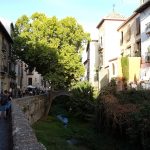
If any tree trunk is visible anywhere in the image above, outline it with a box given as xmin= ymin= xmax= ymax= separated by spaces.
xmin=44 ymin=90 xmax=53 ymax=118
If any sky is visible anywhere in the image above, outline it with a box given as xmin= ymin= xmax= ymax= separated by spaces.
xmin=0 ymin=0 xmax=140 ymax=38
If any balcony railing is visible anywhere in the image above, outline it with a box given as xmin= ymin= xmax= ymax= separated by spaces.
xmin=145 ymin=22 xmax=150 ymax=35
xmin=145 ymin=52 xmax=150 ymax=63
xmin=98 ymin=43 xmax=103 ymax=52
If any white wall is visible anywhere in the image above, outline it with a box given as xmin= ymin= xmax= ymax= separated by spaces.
xmin=140 ymin=7 xmax=150 ymax=58
xmin=103 ymin=20 xmax=124 ymax=67
xmin=89 ymin=41 xmax=99 ymax=86
xmin=140 ymin=7 xmax=150 ymax=82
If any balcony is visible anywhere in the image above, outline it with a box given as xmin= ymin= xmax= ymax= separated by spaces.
xmin=98 ymin=43 xmax=103 ymax=52
xmin=145 ymin=22 xmax=150 ymax=35
xmin=145 ymin=52 xmax=150 ymax=63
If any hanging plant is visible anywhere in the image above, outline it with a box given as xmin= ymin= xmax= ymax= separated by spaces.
xmin=121 ymin=57 xmax=129 ymax=81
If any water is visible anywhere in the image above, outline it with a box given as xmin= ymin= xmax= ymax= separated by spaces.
xmin=56 ymin=114 xmax=68 ymax=127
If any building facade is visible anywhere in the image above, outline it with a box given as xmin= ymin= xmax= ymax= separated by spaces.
xmin=96 ymin=12 xmax=126 ymax=90
xmin=117 ymin=13 xmax=141 ymax=84
xmin=0 ymin=21 xmax=13 ymax=93
xmin=82 ymin=39 xmax=100 ymax=89
xmin=21 ymin=62 xmax=47 ymax=91
xmin=135 ymin=1 xmax=150 ymax=88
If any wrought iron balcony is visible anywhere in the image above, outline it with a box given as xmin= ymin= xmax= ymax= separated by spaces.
xmin=145 ymin=52 xmax=150 ymax=63
xmin=145 ymin=22 xmax=150 ymax=35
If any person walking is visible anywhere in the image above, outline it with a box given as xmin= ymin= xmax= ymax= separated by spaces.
xmin=5 ymin=91 xmax=12 ymax=118
xmin=0 ymin=90 xmax=8 ymax=119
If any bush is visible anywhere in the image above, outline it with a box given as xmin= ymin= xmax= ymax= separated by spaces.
xmin=68 ymin=81 xmax=95 ymax=120
xmin=95 ymin=84 xmax=150 ymax=149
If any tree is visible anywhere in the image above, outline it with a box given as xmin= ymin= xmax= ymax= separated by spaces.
xmin=13 ymin=12 xmax=90 ymax=90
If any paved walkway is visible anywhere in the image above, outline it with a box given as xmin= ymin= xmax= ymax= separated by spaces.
xmin=0 ymin=117 xmax=13 ymax=150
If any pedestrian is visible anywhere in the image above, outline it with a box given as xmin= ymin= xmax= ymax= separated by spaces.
xmin=5 ymin=91 xmax=12 ymax=118
xmin=0 ymin=90 xmax=8 ymax=119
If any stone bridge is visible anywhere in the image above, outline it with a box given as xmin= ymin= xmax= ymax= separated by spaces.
xmin=49 ymin=90 xmax=71 ymax=101
xmin=1 ymin=90 xmax=71 ymax=150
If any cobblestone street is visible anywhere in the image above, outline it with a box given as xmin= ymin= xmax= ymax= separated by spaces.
xmin=0 ymin=117 xmax=12 ymax=150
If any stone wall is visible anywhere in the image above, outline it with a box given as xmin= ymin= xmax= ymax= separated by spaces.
xmin=14 ymin=95 xmax=47 ymax=124
xmin=12 ymin=95 xmax=48 ymax=150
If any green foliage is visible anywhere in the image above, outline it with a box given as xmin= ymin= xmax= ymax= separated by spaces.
xmin=96 ymin=89 xmax=150 ymax=149
xmin=68 ymin=81 xmax=95 ymax=120
xmin=33 ymin=112 xmax=130 ymax=150
xmin=116 ymin=90 xmax=150 ymax=104
xmin=126 ymin=103 xmax=150 ymax=149
xmin=121 ymin=57 xmax=129 ymax=81
xmin=13 ymin=12 xmax=90 ymax=89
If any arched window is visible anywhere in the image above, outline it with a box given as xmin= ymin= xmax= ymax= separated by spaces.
xmin=112 ymin=63 xmax=115 ymax=75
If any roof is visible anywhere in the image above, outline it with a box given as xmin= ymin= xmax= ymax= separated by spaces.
xmin=0 ymin=21 xmax=13 ymax=43
xmin=96 ymin=11 xmax=126 ymax=28
xmin=135 ymin=0 xmax=150 ymax=13
xmin=117 ymin=13 xmax=138 ymax=31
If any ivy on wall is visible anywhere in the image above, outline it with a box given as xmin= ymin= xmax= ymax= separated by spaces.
xmin=121 ymin=57 xmax=129 ymax=81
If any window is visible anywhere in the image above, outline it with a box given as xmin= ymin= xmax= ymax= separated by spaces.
xmin=100 ymin=36 xmax=103 ymax=46
xmin=27 ymin=67 xmax=34 ymax=75
xmin=120 ymin=31 xmax=123 ymax=45
xmin=145 ymin=22 xmax=150 ymax=36
xmin=136 ymin=17 xmax=140 ymax=35
xmin=135 ymin=41 xmax=141 ymax=57
xmin=28 ymin=78 xmax=32 ymax=85
xmin=112 ymin=63 xmax=115 ymax=75
xmin=99 ymin=51 xmax=103 ymax=67
xmin=126 ymin=25 xmax=131 ymax=42
xmin=145 ymin=53 xmax=150 ymax=63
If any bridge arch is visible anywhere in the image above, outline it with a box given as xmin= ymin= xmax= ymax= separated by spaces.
xmin=50 ymin=91 xmax=71 ymax=101
xmin=45 ymin=90 xmax=71 ymax=115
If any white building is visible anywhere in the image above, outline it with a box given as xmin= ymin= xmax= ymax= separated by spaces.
xmin=135 ymin=0 xmax=150 ymax=88
xmin=96 ymin=11 xmax=126 ymax=89
xmin=21 ymin=63 xmax=46 ymax=91
xmin=82 ymin=39 xmax=99 ymax=89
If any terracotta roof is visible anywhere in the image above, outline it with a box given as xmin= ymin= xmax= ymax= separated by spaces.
xmin=104 ymin=11 xmax=126 ymax=20
xmin=96 ymin=11 xmax=126 ymax=28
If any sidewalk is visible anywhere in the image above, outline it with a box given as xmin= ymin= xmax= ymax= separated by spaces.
xmin=0 ymin=117 xmax=13 ymax=150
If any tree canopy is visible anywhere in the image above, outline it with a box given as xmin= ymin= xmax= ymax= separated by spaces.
xmin=14 ymin=12 xmax=90 ymax=89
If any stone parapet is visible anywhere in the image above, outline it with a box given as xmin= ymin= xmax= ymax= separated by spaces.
xmin=12 ymin=95 xmax=47 ymax=150
xmin=14 ymin=95 xmax=47 ymax=124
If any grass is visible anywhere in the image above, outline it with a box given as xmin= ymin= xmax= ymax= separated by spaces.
xmin=32 ymin=103 xmax=130 ymax=150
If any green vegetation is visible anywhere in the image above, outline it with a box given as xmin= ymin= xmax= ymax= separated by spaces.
xmin=121 ymin=57 xmax=129 ymax=81
xmin=96 ymin=79 xmax=150 ymax=150
xmin=68 ymin=81 xmax=95 ymax=120
xmin=33 ymin=102 xmax=130 ymax=150
xmin=14 ymin=12 xmax=90 ymax=89
xmin=33 ymin=80 xmax=150 ymax=150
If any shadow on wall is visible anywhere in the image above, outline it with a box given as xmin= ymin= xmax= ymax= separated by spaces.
xmin=100 ymin=74 xmax=109 ymax=90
